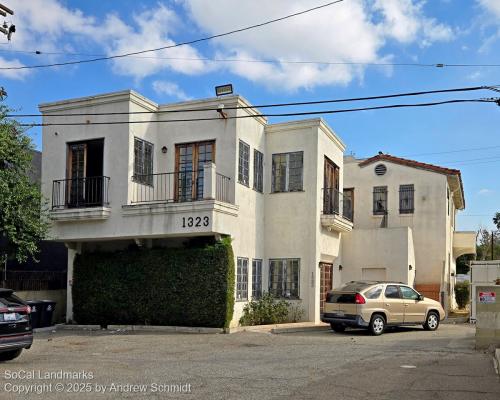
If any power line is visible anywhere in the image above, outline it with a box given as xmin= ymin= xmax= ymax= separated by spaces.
xmin=1 ymin=47 xmax=500 ymax=69
xmin=0 ymin=0 xmax=345 ymax=71
xmin=8 ymin=85 xmax=499 ymax=118
xmin=16 ymin=98 xmax=497 ymax=127
xmin=404 ymin=144 xmax=500 ymax=157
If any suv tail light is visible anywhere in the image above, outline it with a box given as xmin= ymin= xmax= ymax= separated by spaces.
xmin=355 ymin=293 xmax=366 ymax=304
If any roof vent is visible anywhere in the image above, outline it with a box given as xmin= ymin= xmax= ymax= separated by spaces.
xmin=375 ymin=164 xmax=387 ymax=176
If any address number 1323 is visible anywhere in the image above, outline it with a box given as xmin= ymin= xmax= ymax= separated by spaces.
xmin=182 ymin=216 xmax=210 ymax=228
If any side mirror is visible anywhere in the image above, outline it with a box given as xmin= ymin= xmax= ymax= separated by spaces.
xmin=417 ymin=294 xmax=424 ymax=301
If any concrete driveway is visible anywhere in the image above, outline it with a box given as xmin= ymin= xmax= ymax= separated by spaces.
xmin=0 ymin=324 xmax=498 ymax=399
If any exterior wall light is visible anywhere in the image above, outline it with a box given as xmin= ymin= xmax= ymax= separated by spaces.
xmin=409 ymin=265 xmax=413 ymax=271
xmin=161 ymin=146 xmax=168 ymax=154
xmin=339 ymin=265 xmax=343 ymax=271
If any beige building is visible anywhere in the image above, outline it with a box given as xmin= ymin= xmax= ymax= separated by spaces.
xmin=39 ymin=90 xmax=353 ymax=327
xmin=335 ymin=153 xmax=476 ymax=310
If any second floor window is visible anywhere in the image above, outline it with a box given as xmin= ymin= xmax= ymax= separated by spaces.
xmin=373 ymin=186 xmax=387 ymax=215
xmin=253 ymin=150 xmax=263 ymax=193
xmin=134 ymin=137 xmax=153 ymax=185
xmin=238 ymin=140 xmax=250 ymax=186
xmin=399 ymin=184 xmax=414 ymax=214
xmin=272 ymin=152 xmax=303 ymax=193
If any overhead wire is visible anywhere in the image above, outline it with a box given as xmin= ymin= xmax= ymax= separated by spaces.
xmin=7 ymin=85 xmax=500 ymax=118
xmin=16 ymin=98 xmax=497 ymax=127
xmin=0 ymin=0 xmax=345 ymax=71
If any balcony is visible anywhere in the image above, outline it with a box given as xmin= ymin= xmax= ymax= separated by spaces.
xmin=122 ymin=163 xmax=238 ymax=233
xmin=321 ymin=188 xmax=353 ymax=232
xmin=50 ymin=176 xmax=111 ymax=221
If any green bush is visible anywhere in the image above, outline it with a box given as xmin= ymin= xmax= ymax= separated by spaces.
xmin=239 ymin=293 xmax=292 ymax=326
xmin=72 ymin=240 xmax=234 ymax=328
xmin=455 ymin=281 xmax=470 ymax=309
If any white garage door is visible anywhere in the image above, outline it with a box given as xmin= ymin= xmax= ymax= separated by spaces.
xmin=362 ymin=268 xmax=387 ymax=281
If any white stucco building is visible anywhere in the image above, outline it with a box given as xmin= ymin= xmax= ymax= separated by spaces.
xmin=39 ymin=90 xmax=353 ymax=326
xmin=335 ymin=153 xmax=476 ymax=310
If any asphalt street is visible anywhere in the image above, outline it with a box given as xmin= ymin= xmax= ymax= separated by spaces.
xmin=0 ymin=324 xmax=498 ymax=399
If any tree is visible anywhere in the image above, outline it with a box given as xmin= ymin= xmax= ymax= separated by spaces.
xmin=0 ymin=102 xmax=49 ymax=266
xmin=494 ymin=212 xmax=500 ymax=230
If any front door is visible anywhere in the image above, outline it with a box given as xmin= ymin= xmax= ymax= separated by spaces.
xmin=319 ymin=263 xmax=333 ymax=314
xmin=175 ymin=141 xmax=215 ymax=201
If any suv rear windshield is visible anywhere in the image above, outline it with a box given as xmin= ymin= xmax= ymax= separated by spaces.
xmin=0 ymin=292 xmax=24 ymax=307
xmin=338 ymin=282 xmax=375 ymax=292
xmin=327 ymin=293 xmax=356 ymax=303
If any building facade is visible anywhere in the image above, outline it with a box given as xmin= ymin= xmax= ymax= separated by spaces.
xmin=335 ymin=154 xmax=476 ymax=310
xmin=40 ymin=90 xmax=353 ymax=326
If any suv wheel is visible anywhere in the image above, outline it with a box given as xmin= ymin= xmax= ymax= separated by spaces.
xmin=369 ymin=314 xmax=385 ymax=336
xmin=330 ymin=323 xmax=346 ymax=333
xmin=423 ymin=311 xmax=440 ymax=331
xmin=0 ymin=349 xmax=22 ymax=362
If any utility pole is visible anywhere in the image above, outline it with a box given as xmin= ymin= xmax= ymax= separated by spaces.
xmin=0 ymin=3 xmax=15 ymax=41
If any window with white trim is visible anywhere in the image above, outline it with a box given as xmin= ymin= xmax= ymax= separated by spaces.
xmin=272 ymin=152 xmax=303 ymax=192
xmin=252 ymin=259 xmax=263 ymax=299
xmin=269 ymin=259 xmax=300 ymax=299
xmin=236 ymin=257 xmax=249 ymax=301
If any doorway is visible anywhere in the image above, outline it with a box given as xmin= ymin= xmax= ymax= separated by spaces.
xmin=66 ymin=139 xmax=104 ymax=207
xmin=320 ymin=263 xmax=334 ymax=314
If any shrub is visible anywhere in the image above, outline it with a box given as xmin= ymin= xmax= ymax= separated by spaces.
xmin=455 ymin=281 xmax=470 ymax=309
xmin=238 ymin=293 xmax=305 ymax=326
xmin=72 ymin=240 xmax=234 ymax=328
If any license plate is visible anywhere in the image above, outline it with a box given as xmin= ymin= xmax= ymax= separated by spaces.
xmin=3 ymin=313 xmax=17 ymax=321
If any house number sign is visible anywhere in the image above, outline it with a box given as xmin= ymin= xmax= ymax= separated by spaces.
xmin=182 ymin=216 xmax=210 ymax=228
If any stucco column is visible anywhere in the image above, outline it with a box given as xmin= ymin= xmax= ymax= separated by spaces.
xmin=65 ymin=242 xmax=81 ymax=323
xmin=203 ymin=162 xmax=216 ymax=200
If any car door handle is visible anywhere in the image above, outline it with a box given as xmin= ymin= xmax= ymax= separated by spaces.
xmin=404 ymin=304 xmax=409 ymax=307
xmin=385 ymin=303 xmax=390 ymax=306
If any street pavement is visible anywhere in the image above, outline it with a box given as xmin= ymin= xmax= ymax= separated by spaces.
xmin=0 ymin=324 xmax=498 ymax=399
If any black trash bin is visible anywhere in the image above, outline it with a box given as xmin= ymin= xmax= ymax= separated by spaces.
xmin=26 ymin=300 xmax=43 ymax=329
xmin=39 ymin=300 xmax=56 ymax=328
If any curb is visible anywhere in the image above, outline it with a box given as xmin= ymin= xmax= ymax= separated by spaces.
xmin=271 ymin=325 xmax=331 ymax=334
xmin=225 ymin=323 xmax=330 ymax=334
xmin=442 ymin=316 xmax=469 ymax=324
xmin=55 ymin=324 xmax=223 ymax=334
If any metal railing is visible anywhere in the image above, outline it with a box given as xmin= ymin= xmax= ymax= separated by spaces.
xmin=52 ymin=176 xmax=110 ymax=209
xmin=323 ymin=188 xmax=353 ymax=221
xmin=131 ymin=170 xmax=233 ymax=204
xmin=4 ymin=270 xmax=67 ymax=291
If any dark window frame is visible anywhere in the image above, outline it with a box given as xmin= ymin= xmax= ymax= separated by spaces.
xmin=238 ymin=140 xmax=250 ymax=187
xmin=253 ymin=149 xmax=264 ymax=193
xmin=399 ymin=184 xmax=415 ymax=214
xmin=384 ymin=285 xmax=401 ymax=299
xmin=268 ymin=258 xmax=300 ymax=299
xmin=271 ymin=151 xmax=304 ymax=193
xmin=373 ymin=186 xmax=388 ymax=215
xmin=133 ymin=137 xmax=154 ymax=186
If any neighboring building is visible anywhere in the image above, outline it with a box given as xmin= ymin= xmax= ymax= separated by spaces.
xmin=39 ymin=90 xmax=353 ymax=326
xmin=335 ymin=153 xmax=476 ymax=311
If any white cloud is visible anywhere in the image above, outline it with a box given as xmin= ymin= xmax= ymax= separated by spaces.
xmin=3 ymin=0 xmax=454 ymax=90
xmin=0 ymin=57 xmax=30 ymax=80
xmin=478 ymin=188 xmax=493 ymax=195
xmin=478 ymin=0 xmax=500 ymax=18
xmin=477 ymin=0 xmax=500 ymax=52
xmin=152 ymin=80 xmax=192 ymax=101
xmin=183 ymin=0 xmax=454 ymax=90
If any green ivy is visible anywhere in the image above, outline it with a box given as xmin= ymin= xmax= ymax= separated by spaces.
xmin=72 ymin=240 xmax=235 ymax=328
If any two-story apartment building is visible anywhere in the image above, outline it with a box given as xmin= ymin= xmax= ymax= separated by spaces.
xmin=335 ymin=153 xmax=476 ymax=310
xmin=40 ymin=90 xmax=353 ymax=327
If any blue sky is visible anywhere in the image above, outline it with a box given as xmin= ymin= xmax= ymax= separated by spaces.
xmin=1 ymin=0 xmax=499 ymax=231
